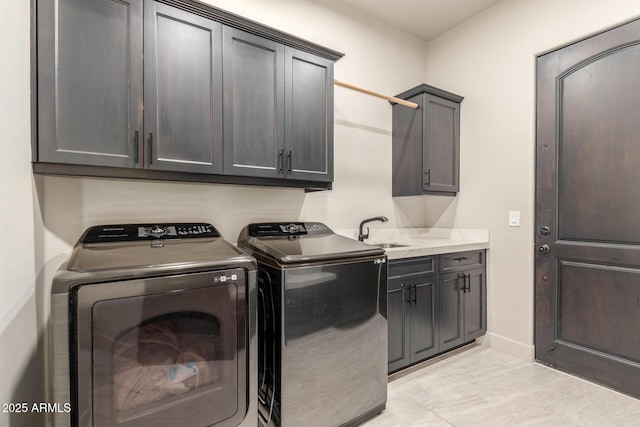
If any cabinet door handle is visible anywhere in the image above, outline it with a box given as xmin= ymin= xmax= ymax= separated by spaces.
xmin=134 ymin=130 xmax=139 ymax=164
xmin=287 ymin=150 xmax=292 ymax=174
xmin=278 ymin=149 xmax=284 ymax=173
xmin=465 ymin=274 xmax=471 ymax=293
xmin=406 ymin=284 xmax=412 ymax=304
xmin=148 ymin=132 xmax=153 ymax=165
xmin=412 ymin=284 xmax=417 ymax=305
xmin=423 ymin=169 xmax=431 ymax=190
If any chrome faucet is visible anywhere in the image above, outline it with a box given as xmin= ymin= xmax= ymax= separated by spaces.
xmin=358 ymin=216 xmax=388 ymax=241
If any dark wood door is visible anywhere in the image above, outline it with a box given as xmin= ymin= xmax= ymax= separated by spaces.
xmin=423 ymin=94 xmax=459 ymax=193
xmin=222 ymin=27 xmax=284 ymax=178
xmin=144 ymin=0 xmax=223 ymax=174
xmin=439 ymin=272 xmax=464 ymax=351
xmin=536 ymin=18 xmax=640 ymax=398
xmin=284 ymin=47 xmax=334 ymax=182
xmin=387 ymin=277 xmax=410 ymax=372
xmin=37 ymin=0 xmax=143 ymax=167
xmin=410 ymin=275 xmax=439 ymax=362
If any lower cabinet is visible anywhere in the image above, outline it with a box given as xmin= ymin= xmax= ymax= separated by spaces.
xmin=388 ymin=250 xmax=486 ymax=373
xmin=388 ymin=273 xmax=438 ymax=372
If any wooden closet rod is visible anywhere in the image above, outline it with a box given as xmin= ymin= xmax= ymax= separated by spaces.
xmin=334 ymin=79 xmax=419 ymax=109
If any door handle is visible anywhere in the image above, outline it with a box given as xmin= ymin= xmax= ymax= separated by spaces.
xmin=287 ymin=150 xmax=292 ymax=174
xmin=406 ymin=284 xmax=412 ymax=304
xmin=465 ymin=274 xmax=471 ymax=293
xmin=412 ymin=284 xmax=417 ymax=305
xmin=278 ymin=149 xmax=284 ymax=173
xmin=423 ymin=169 xmax=431 ymax=190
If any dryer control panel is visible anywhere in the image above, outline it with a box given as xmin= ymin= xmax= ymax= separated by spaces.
xmin=81 ymin=223 xmax=220 ymax=243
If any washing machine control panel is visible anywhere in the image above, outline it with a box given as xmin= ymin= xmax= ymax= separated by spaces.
xmin=247 ymin=222 xmax=331 ymax=237
xmin=81 ymin=223 xmax=220 ymax=243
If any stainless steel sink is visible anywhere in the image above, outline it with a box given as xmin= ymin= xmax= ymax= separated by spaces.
xmin=370 ymin=243 xmax=409 ymax=249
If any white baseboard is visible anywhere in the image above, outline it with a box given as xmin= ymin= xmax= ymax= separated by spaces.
xmin=479 ymin=332 xmax=535 ymax=362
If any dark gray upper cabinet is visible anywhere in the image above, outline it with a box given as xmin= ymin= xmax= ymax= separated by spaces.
xmin=144 ymin=0 xmax=223 ymax=174
xmin=285 ymin=48 xmax=334 ymax=182
xmin=37 ymin=0 xmax=143 ymax=168
xmin=222 ymin=27 xmax=284 ymax=178
xmin=34 ymin=0 xmax=342 ymax=189
xmin=392 ymin=84 xmax=463 ymax=197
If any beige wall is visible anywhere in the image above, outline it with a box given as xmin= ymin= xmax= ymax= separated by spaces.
xmin=425 ymin=0 xmax=640 ymax=357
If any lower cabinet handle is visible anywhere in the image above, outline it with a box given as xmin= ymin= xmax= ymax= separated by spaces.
xmin=287 ymin=150 xmax=292 ymax=174
xmin=406 ymin=284 xmax=411 ymax=304
xmin=465 ymin=274 xmax=471 ymax=293
xmin=412 ymin=284 xmax=417 ymax=305
xmin=278 ymin=149 xmax=284 ymax=172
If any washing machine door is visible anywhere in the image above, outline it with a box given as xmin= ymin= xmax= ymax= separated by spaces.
xmin=72 ymin=269 xmax=247 ymax=427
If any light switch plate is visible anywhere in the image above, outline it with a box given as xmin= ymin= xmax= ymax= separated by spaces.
xmin=509 ymin=211 xmax=520 ymax=227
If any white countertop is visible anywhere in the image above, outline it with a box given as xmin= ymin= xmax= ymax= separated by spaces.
xmin=334 ymin=227 xmax=490 ymax=260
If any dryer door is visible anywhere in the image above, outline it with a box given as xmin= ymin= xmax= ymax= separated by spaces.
xmin=73 ymin=269 xmax=247 ymax=427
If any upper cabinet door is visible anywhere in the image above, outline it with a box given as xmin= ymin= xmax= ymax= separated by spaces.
xmin=143 ymin=0 xmax=223 ymax=174
xmin=37 ymin=0 xmax=143 ymax=167
xmin=284 ymin=47 xmax=334 ymax=182
xmin=222 ymin=27 xmax=284 ymax=178
xmin=423 ymin=94 xmax=460 ymax=193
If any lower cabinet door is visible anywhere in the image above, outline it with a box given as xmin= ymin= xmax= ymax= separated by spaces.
xmin=464 ymin=267 xmax=487 ymax=341
xmin=387 ymin=277 xmax=411 ymax=372
xmin=439 ymin=272 xmax=465 ymax=351
xmin=410 ymin=275 xmax=439 ymax=362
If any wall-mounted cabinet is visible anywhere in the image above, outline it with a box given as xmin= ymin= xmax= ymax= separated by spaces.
xmin=392 ymin=84 xmax=463 ymax=197
xmin=222 ymin=28 xmax=333 ymax=182
xmin=34 ymin=0 xmax=341 ymax=190
xmin=388 ymin=250 xmax=486 ymax=373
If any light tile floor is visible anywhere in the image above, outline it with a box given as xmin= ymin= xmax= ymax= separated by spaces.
xmin=363 ymin=345 xmax=640 ymax=427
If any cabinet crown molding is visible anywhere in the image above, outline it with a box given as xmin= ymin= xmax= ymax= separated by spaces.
xmin=157 ymin=0 xmax=344 ymax=61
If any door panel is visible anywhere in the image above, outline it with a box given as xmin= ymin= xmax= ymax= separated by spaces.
xmin=411 ymin=277 xmax=438 ymax=361
xmin=536 ymin=17 xmax=640 ymax=398
xmin=558 ymin=261 xmax=640 ymax=362
xmin=144 ymin=0 xmax=223 ymax=173
xmin=37 ymin=0 xmax=143 ymax=167
xmin=463 ymin=268 xmax=486 ymax=341
xmin=223 ymin=27 xmax=284 ymax=178
xmin=387 ymin=278 xmax=410 ymax=372
xmin=284 ymin=47 xmax=334 ymax=182
xmin=439 ymin=273 xmax=464 ymax=351
xmin=423 ymin=94 xmax=459 ymax=193
xmin=558 ymin=44 xmax=640 ymax=244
